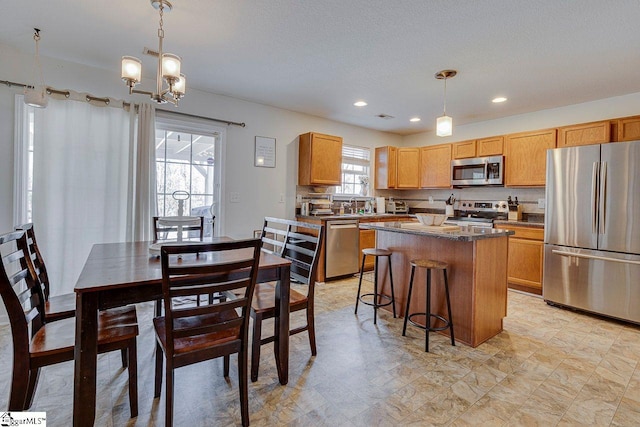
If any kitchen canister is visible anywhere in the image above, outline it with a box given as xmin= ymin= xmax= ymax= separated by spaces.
xmin=376 ymin=197 xmax=386 ymax=214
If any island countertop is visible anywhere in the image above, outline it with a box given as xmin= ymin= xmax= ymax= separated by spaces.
xmin=359 ymin=221 xmax=514 ymax=241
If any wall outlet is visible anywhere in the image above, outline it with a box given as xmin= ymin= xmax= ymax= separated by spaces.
xmin=428 ymin=196 xmax=434 ymax=204
xmin=229 ymin=192 xmax=240 ymax=203
xmin=537 ymin=198 xmax=546 ymax=209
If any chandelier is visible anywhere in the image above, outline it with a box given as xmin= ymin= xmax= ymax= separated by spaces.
xmin=435 ymin=70 xmax=457 ymax=137
xmin=121 ymin=0 xmax=186 ymax=105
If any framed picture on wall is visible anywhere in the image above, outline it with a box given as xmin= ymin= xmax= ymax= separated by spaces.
xmin=255 ymin=136 xmax=276 ymax=168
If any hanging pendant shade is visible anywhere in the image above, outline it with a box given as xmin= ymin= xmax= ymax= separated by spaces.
xmin=24 ymin=28 xmax=48 ymax=108
xmin=435 ymin=70 xmax=457 ymax=137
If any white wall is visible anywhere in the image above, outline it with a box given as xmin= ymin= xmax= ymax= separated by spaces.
xmin=0 ymin=42 xmax=402 ymax=239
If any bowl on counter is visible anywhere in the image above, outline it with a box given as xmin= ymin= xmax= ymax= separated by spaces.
xmin=416 ymin=213 xmax=448 ymax=226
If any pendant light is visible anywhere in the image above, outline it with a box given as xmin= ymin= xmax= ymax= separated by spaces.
xmin=24 ymin=28 xmax=48 ymax=108
xmin=435 ymin=70 xmax=457 ymax=137
xmin=121 ymin=0 xmax=186 ymax=105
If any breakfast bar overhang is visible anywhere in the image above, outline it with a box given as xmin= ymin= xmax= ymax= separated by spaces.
xmin=359 ymin=222 xmax=514 ymax=347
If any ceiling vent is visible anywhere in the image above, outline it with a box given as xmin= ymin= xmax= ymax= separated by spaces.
xmin=376 ymin=114 xmax=395 ymax=120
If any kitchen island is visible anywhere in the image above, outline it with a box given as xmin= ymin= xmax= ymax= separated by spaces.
xmin=360 ymin=221 xmax=514 ymax=347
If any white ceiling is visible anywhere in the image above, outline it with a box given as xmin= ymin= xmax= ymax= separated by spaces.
xmin=2 ymin=0 xmax=640 ymax=135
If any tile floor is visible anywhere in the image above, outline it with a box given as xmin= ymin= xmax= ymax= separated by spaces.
xmin=1 ymin=273 xmax=639 ymax=426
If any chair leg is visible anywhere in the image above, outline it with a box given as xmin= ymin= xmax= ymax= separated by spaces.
xmin=165 ymin=362 xmax=174 ymax=427
xmin=373 ymin=257 xmax=379 ymax=325
xmin=443 ymin=268 xmax=455 ymax=346
xmin=425 ymin=269 xmax=432 ymax=353
xmin=387 ymin=254 xmax=396 ymax=318
xmin=8 ymin=354 xmax=30 ymax=410
xmin=121 ymin=348 xmax=128 ymax=368
xmin=223 ymin=355 xmax=230 ymax=378
xmin=127 ymin=338 xmax=138 ymax=418
xmin=238 ymin=348 xmax=250 ymax=427
xmin=307 ymin=305 xmax=317 ymax=356
xmin=154 ymin=343 xmax=163 ymax=398
xmin=24 ymin=368 xmax=40 ymax=410
xmin=355 ymin=254 xmax=367 ymax=314
xmin=251 ymin=312 xmax=262 ymax=382
xmin=402 ymin=266 xmax=416 ymax=336
xmin=155 ymin=299 xmax=162 ymax=317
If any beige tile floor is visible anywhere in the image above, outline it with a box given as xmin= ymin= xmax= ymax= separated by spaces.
xmin=1 ymin=273 xmax=639 ymax=426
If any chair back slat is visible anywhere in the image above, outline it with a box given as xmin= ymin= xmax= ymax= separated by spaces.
xmin=15 ymin=223 xmax=51 ymax=301
xmin=172 ymin=297 xmax=247 ymax=319
xmin=0 ymin=230 xmax=45 ymax=352
xmin=261 ymin=217 xmax=323 ymax=291
xmin=173 ymin=317 xmax=244 ymax=339
xmin=160 ymin=239 xmax=261 ymax=356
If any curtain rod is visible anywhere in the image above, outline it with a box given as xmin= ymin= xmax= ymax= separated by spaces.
xmin=157 ymin=109 xmax=246 ymax=128
xmin=2 ymin=79 xmax=246 ymax=128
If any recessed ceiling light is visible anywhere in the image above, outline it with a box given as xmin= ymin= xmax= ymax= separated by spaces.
xmin=492 ymin=97 xmax=507 ymax=103
xmin=410 ymin=117 xmax=421 ymax=122
xmin=353 ymin=101 xmax=367 ymax=107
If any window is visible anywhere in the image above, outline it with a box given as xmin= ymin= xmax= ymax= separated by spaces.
xmin=14 ymin=99 xmax=35 ymax=224
xmin=155 ymin=119 xmax=222 ymax=237
xmin=335 ymin=144 xmax=370 ymax=196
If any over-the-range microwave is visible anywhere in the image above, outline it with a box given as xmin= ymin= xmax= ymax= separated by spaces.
xmin=451 ymin=155 xmax=504 ymax=187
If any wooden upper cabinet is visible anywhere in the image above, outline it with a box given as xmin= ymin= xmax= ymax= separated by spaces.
xmin=420 ymin=143 xmax=452 ymax=188
xmin=476 ymin=136 xmax=504 ymax=157
xmin=396 ymin=147 xmax=420 ymax=189
xmin=298 ymin=132 xmax=343 ymax=186
xmin=505 ymin=129 xmax=556 ymax=187
xmin=375 ymin=146 xmax=398 ymax=189
xmin=452 ymin=140 xmax=477 ymax=159
xmin=557 ymin=120 xmax=611 ymax=147
xmin=617 ymin=116 xmax=640 ymax=142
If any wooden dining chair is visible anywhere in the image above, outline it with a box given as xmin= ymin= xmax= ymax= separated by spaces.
xmin=250 ymin=217 xmax=323 ymax=382
xmin=0 ymin=230 xmax=139 ymax=416
xmin=15 ymin=223 xmax=75 ymax=322
xmin=153 ymin=216 xmax=205 ymax=243
xmin=153 ymin=238 xmax=262 ymax=427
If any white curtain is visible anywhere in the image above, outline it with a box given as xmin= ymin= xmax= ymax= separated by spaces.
xmin=32 ymin=98 xmax=131 ymax=295
xmin=126 ymin=102 xmax=157 ymax=241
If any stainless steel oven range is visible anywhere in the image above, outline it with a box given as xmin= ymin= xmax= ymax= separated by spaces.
xmin=444 ymin=200 xmax=508 ymax=229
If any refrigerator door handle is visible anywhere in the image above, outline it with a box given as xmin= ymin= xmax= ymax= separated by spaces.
xmin=551 ymin=249 xmax=640 ymax=266
xmin=591 ymin=162 xmax=599 ymax=234
xmin=599 ymin=161 xmax=607 ymax=235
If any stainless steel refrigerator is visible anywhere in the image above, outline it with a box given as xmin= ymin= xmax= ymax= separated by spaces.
xmin=543 ymin=140 xmax=640 ymax=324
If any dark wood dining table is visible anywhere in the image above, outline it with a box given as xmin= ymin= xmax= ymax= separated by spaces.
xmin=72 ymin=239 xmax=291 ymax=426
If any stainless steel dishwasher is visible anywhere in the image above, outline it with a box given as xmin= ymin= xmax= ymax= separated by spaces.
xmin=325 ymin=219 xmax=360 ymax=279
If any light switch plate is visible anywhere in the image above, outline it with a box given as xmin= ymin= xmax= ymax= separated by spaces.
xmin=230 ymin=192 xmax=240 ymax=203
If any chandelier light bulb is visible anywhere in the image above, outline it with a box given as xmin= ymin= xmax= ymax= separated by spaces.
xmin=162 ymin=54 xmax=181 ymax=81
xmin=121 ymin=56 xmax=142 ymax=84
xmin=436 ymin=115 xmax=453 ymax=137
xmin=173 ymin=73 xmax=186 ymax=96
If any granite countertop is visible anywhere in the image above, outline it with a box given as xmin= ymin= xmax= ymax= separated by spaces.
xmin=360 ymin=221 xmax=514 ymax=241
xmin=493 ymin=219 xmax=544 ymax=229
xmin=296 ymin=213 xmax=412 ymax=221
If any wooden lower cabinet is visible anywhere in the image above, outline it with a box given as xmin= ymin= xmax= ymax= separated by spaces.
xmin=359 ymin=229 xmax=376 ymax=271
xmin=495 ymin=224 xmax=544 ymax=295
